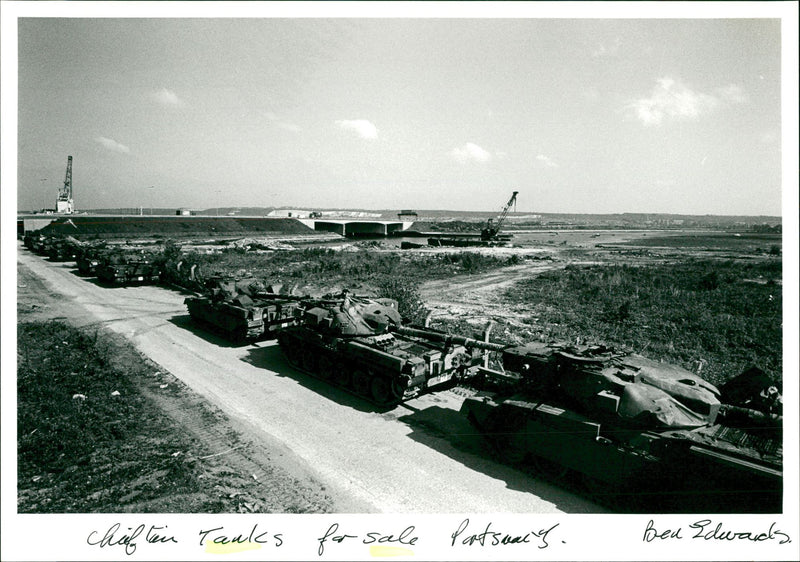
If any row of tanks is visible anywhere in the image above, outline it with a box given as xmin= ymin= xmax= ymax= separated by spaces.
xmin=20 ymin=233 xmax=784 ymax=512
xmin=23 ymin=233 xmax=164 ymax=285
xmin=185 ymin=280 xmax=783 ymax=511
xmin=182 ymin=279 xmax=502 ymax=407
xmin=178 ymin=272 xmax=782 ymax=511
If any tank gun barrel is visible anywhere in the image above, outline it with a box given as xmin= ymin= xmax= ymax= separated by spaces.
xmin=391 ymin=326 xmax=508 ymax=352
xmin=252 ymin=291 xmax=308 ymax=301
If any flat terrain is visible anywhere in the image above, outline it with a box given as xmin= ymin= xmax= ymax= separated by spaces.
xmin=17 ymin=245 xmax=602 ymax=514
xmin=15 ymin=227 xmax=781 ymax=514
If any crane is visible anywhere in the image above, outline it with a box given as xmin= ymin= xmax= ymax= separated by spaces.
xmin=481 ymin=191 xmax=518 ymax=241
xmin=56 ymin=155 xmax=74 ymax=213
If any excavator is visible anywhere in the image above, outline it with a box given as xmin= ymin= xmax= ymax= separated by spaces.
xmin=480 ymin=191 xmax=518 ymax=241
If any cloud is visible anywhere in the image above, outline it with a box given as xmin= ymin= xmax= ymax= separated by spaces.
xmin=717 ymin=84 xmax=748 ymax=104
xmin=591 ymin=36 xmax=622 ymax=58
xmin=152 ymin=88 xmax=183 ymax=106
xmin=629 ymin=77 xmax=722 ymax=126
xmin=451 ymin=142 xmax=492 ymax=163
xmin=535 ymin=154 xmax=558 ymax=168
xmin=760 ymin=130 xmax=778 ymax=144
xmin=265 ymin=111 xmax=301 ymax=132
xmin=277 ymin=122 xmax=301 ymax=132
xmin=95 ymin=136 xmax=130 ymax=154
xmin=335 ymin=119 xmax=378 ymax=139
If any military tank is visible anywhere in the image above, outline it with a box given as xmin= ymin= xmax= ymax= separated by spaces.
xmin=95 ymin=251 xmax=162 ymax=285
xmin=23 ymin=232 xmax=47 ymax=252
xmin=29 ymin=234 xmax=54 ymax=255
xmin=184 ymin=277 xmax=304 ymax=342
xmin=46 ymin=236 xmax=81 ymax=261
xmin=276 ymin=294 xmax=501 ymax=407
xmin=76 ymin=245 xmax=112 ymax=275
xmin=460 ymin=341 xmax=783 ymax=513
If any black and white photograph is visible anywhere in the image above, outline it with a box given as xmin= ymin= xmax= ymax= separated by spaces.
xmin=2 ymin=2 xmax=798 ymax=561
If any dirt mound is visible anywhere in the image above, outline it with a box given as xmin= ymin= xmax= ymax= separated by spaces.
xmin=39 ymin=216 xmax=314 ymax=239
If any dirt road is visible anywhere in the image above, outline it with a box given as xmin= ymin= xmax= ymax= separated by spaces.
xmin=17 ymin=246 xmax=603 ymax=513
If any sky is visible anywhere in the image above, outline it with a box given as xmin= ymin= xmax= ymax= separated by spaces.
xmin=11 ymin=9 xmax=789 ymax=215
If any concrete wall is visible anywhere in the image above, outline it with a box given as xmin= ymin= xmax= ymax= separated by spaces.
xmin=19 ymin=217 xmax=57 ymax=235
xmin=343 ymin=222 xmax=388 ymax=236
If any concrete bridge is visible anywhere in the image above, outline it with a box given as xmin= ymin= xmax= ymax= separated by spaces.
xmin=296 ymin=218 xmax=414 ymax=237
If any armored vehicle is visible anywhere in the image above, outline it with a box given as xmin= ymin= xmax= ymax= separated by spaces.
xmin=184 ymin=277 xmax=303 ymax=341
xmin=28 ymin=234 xmax=54 ymax=255
xmin=46 ymin=236 xmax=81 ymax=261
xmin=461 ymin=341 xmax=782 ymax=512
xmin=276 ymin=294 xmax=500 ymax=407
xmin=23 ymin=233 xmax=47 ymax=252
xmin=76 ymin=245 xmax=112 ymax=275
xmin=95 ymin=251 xmax=162 ymax=285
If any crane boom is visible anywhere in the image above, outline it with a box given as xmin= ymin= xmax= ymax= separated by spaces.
xmin=481 ymin=190 xmax=518 ymax=240
xmin=494 ymin=190 xmax=518 ymax=233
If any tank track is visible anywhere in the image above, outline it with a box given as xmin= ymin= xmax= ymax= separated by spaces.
xmin=277 ymin=330 xmax=407 ymax=408
xmin=186 ymin=308 xmax=261 ymax=343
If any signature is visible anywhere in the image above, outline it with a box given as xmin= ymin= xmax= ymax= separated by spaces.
xmin=643 ymin=519 xmax=792 ymax=545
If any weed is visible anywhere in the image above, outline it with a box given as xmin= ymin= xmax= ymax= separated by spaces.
xmin=16 ymin=321 xmax=282 ymax=513
xmin=159 ymin=246 xmax=517 ymax=291
xmin=502 ymin=259 xmax=782 ymax=386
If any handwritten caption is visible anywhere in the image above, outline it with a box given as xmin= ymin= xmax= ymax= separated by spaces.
xmin=83 ymin=517 xmax=794 ymax=556
xmin=643 ymin=519 xmax=792 ymax=545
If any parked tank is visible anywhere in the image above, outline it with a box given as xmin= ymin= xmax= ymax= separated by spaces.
xmin=95 ymin=251 xmax=162 ymax=285
xmin=276 ymin=295 xmax=501 ymax=407
xmin=46 ymin=236 xmax=81 ymax=261
xmin=23 ymin=232 xmax=47 ymax=252
xmin=29 ymin=234 xmax=54 ymax=255
xmin=461 ymin=341 xmax=782 ymax=512
xmin=76 ymin=245 xmax=112 ymax=275
xmin=184 ymin=277 xmax=304 ymax=341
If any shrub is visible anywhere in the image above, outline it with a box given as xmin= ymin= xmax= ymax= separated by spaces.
xmin=375 ymin=277 xmax=429 ymax=325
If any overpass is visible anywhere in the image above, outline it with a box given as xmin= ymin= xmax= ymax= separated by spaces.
xmin=296 ymin=218 xmax=414 ymax=237
xmin=17 ymin=213 xmax=416 ymax=239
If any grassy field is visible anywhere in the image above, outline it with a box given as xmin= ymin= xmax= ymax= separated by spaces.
xmin=608 ymin=233 xmax=781 ymax=254
xmin=165 ymin=243 xmax=783 ymax=386
xmin=177 ymin=247 xmax=523 ymax=282
xmin=165 ymin=246 xmax=523 ymax=321
xmin=497 ymin=258 xmax=782 ymax=386
xmin=17 ymin=320 xmax=330 ymax=513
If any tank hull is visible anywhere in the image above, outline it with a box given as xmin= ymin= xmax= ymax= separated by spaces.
xmin=96 ymin=261 xmax=162 ymax=285
xmin=277 ymin=326 xmax=476 ymax=407
xmin=184 ymin=296 xmax=300 ymax=341
xmin=462 ymin=394 xmax=781 ymax=512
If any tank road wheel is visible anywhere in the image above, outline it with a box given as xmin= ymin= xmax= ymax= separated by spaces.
xmin=317 ymin=356 xmax=335 ymax=380
xmin=301 ymin=353 xmax=319 ymax=374
xmin=531 ymin=455 xmax=569 ymax=482
xmin=352 ymin=370 xmax=370 ymax=396
xmin=280 ymin=337 xmax=302 ymax=367
xmin=503 ymin=443 xmax=528 ymax=466
xmin=333 ymin=365 xmax=351 ymax=388
xmin=370 ymin=376 xmax=399 ymax=407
